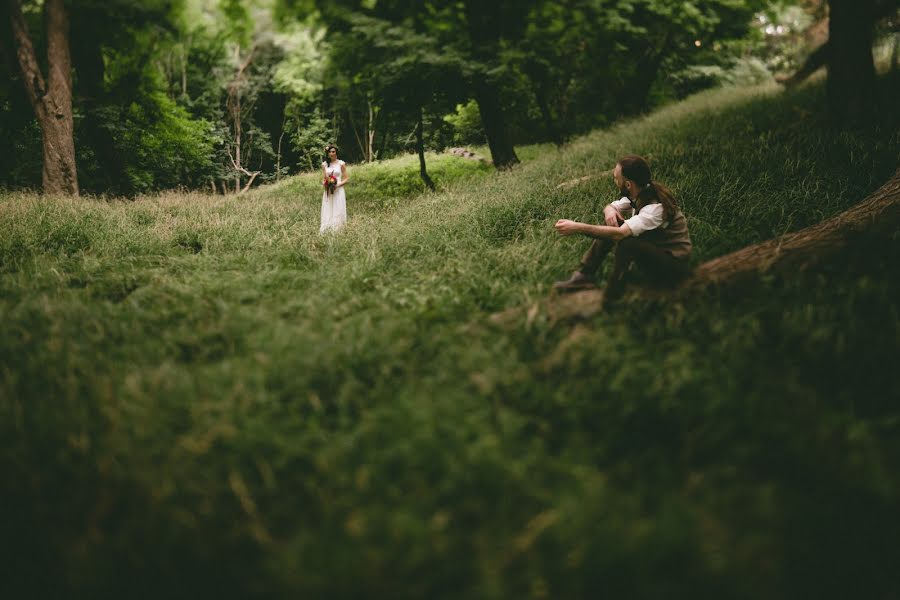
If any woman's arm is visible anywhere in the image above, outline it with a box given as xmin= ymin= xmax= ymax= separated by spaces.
xmin=338 ymin=162 xmax=349 ymax=187
xmin=322 ymin=161 xmax=327 ymax=179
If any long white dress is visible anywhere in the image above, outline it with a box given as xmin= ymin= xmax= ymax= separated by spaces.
xmin=320 ymin=160 xmax=347 ymax=233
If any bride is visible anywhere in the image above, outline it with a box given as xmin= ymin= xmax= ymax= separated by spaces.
xmin=320 ymin=144 xmax=349 ymax=233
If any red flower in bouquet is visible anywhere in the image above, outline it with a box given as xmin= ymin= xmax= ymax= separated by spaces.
xmin=323 ymin=174 xmax=338 ymax=194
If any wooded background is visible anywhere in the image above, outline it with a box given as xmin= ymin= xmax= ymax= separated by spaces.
xmin=3 ymin=0 xmax=897 ymax=197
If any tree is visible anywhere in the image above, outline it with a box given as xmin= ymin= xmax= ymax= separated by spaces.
xmin=338 ymin=11 xmax=469 ymax=189
xmin=777 ymin=0 xmax=899 ymax=122
xmin=6 ymin=0 xmax=77 ymax=195
xmin=462 ymin=0 xmax=523 ymax=169
xmin=825 ymin=0 xmax=875 ymax=123
xmin=70 ymin=0 xmax=181 ymax=196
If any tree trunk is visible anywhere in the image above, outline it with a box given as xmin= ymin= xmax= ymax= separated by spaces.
xmin=826 ymin=0 xmax=877 ymax=124
xmin=367 ymin=95 xmax=377 ymax=163
xmin=348 ymin=106 xmax=367 ymax=161
xmin=275 ymin=114 xmax=286 ymax=181
xmin=778 ymin=41 xmax=830 ymax=88
xmin=416 ymin=105 xmax=435 ymax=191
xmin=527 ymin=70 xmax=564 ymax=147
xmin=628 ymin=34 xmax=671 ymax=114
xmin=7 ymin=0 xmax=78 ymax=195
xmin=891 ymin=29 xmax=899 ymax=73
xmin=181 ymin=41 xmax=188 ymax=97
xmin=463 ymin=0 xmax=519 ymax=170
xmin=473 ymin=79 xmax=520 ymax=169
xmin=781 ymin=0 xmax=898 ymax=87
xmin=74 ymin=39 xmax=127 ymax=194
xmin=226 ymin=45 xmax=255 ymax=193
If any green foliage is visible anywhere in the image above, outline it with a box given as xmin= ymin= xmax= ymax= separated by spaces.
xmin=99 ymin=93 xmax=218 ymax=194
xmin=442 ymin=100 xmax=486 ymax=146
xmin=271 ymin=23 xmax=327 ymax=102
xmin=344 ymin=152 xmax=494 ymax=209
xmin=0 ymin=0 xmax=842 ymax=193
xmin=2 ymin=74 xmax=900 ymax=598
xmin=288 ymin=105 xmax=332 ymax=171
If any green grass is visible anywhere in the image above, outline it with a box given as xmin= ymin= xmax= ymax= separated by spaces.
xmin=2 ymin=75 xmax=899 ymax=599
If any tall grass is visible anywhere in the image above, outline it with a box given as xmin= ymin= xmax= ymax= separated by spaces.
xmin=1 ymin=75 xmax=899 ymax=599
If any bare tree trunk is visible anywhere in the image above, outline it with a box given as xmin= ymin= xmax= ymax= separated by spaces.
xmin=275 ymin=114 xmax=286 ymax=181
xmin=367 ymin=96 xmax=375 ymax=163
xmin=180 ymin=40 xmax=188 ymax=97
xmin=348 ymin=107 xmax=367 ymax=161
xmin=7 ymin=0 xmax=78 ymax=195
xmin=226 ymin=44 xmax=256 ymax=194
xmin=416 ymin=105 xmax=435 ymax=191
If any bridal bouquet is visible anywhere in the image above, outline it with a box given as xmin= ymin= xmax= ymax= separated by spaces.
xmin=323 ymin=174 xmax=338 ymax=194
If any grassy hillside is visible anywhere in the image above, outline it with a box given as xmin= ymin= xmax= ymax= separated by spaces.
xmin=1 ymin=75 xmax=899 ymax=599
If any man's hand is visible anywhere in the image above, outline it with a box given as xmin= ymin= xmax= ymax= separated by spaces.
xmin=603 ymin=206 xmax=622 ymax=227
xmin=555 ymin=219 xmax=581 ymax=236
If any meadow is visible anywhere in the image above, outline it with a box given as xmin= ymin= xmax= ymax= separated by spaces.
xmin=1 ymin=75 xmax=899 ymax=599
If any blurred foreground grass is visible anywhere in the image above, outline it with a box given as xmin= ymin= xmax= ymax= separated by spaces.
xmin=1 ymin=75 xmax=899 ymax=599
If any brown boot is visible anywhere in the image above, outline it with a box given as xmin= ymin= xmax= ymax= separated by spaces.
xmin=552 ymin=270 xmax=596 ymax=291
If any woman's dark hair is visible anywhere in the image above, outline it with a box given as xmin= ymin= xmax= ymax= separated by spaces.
xmin=324 ymin=144 xmax=338 ymax=162
xmin=618 ymin=154 xmax=679 ymax=221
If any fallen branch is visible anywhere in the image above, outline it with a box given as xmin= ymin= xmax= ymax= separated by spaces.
xmin=555 ymin=175 xmax=596 ymax=190
xmin=555 ymin=169 xmax=613 ymax=190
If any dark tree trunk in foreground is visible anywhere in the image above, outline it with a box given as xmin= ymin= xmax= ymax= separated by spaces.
xmin=826 ymin=0 xmax=877 ymax=123
xmin=7 ymin=0 xmax=78 ymax=195
xmin=415 ymin=105 xmax=434 ymax=191
xmin=779 ymin=0 xmax=898 ymax=89
xmin=492 ymin=169 xmax=900 ymax=325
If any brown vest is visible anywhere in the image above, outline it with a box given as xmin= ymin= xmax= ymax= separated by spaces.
xmin=634 ymin=200 xmax=692 ymax=258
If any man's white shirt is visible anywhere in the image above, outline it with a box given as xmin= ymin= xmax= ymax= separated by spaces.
xmin=611 ymin=196 xmax=666 ymax=237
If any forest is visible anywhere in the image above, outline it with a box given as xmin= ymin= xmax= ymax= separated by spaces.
xmin=2 ymin=0 xmax=900 ymax=598
xmin=5 ymin=0 xmax=894 ymax=196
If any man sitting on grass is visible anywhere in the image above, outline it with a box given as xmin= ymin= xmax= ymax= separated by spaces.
xmin=553 ymin=154 xmax=692 ymax=303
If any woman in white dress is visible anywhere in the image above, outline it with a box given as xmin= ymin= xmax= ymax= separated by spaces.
xmin=320 ymin=144 xmax=349 ymax=233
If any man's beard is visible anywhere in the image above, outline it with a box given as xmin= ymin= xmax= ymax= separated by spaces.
xmin=619 ymin=186 xmax=631 ymax=198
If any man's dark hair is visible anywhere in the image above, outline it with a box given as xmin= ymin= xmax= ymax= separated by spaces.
xmin=618 ymin=154 xmax=679 ymax=221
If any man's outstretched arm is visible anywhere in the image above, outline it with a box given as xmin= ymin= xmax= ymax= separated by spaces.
xmin=555 ymin=219 xmax=633 ymax=241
